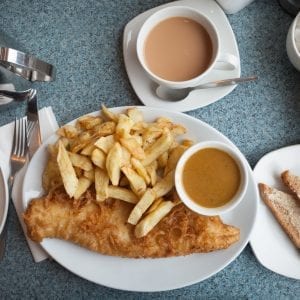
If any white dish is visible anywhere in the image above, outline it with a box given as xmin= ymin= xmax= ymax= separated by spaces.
xmin=286 ymin=12 xmax=300 ymax=71
xmin=123 ymin=0 xmax=241 ymax=112
xmin=0 ymin=164 xmax=9 ymax=235
xmin=23 ymin=106 xmax=257 ymax=292
xmin=250 ymin=144 xmax=300 ymax=280
xmin=175 ymin=141 xmax=249 ymax=216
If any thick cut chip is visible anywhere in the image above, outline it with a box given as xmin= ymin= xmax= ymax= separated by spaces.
xmin=131 ymin=157 xmax=150 ymax=185
xmin=92 ymin=122 xmax=116 ymax=138
xmin=128 ymin=189 xmax=156 ymax=225
xmin=164 ymin=145 xmax=186 ymax=175
xmin=131 ymin=121 xmax=147 ymax=133
xmin=107 ymin=186 xmax=138 ymax=204
xmin=142 ymin=130 xmax=173 ymax=166
xmin=70 ymin=131 xmax=93 ymax=153
xmin=57 ymin=125 xmax=78 ymax=139
xmin=119 ymin=137 xmax=145 ymax=160
xmin=127 ymin=107 xmax=144 ymax=123
xmin=116 ymin=114 xmax=134 ymax=139
xmin=134 ymin=201 xmax=176 ymax=238
xmin=152 ymin=170 xmax=175 ymax=198
xmin=81 ymin=142 xmax=97 ymax=156
xmin=94 ymin=135 xmax=115 ymax=154
xmin=57 ymin=140 xmax=78 ymax=198
xmin=132 ymin=134 xmax=143 ymax=146
xmin=146 ymin=197 xmax=164 ymax=215
xmin=101 ymin=104 xmax=119 ymax=122
xmin=120 ymin=146 xmax=131 ymax=167
xmin=142 ymin=127 xmax=162 ymax=147
xmin=121 ymin=166 xmax=146 ymax=196
xmin=68 ymin=152 xmax=93 ymax=171
xmin=74 ymin=177 xmax=92 ymax=200
xmin=78 ymin=115 xmax=103 ymax=129
xmin=84 ymin=169 xmax=95 ymax=182
xmin=157 ymin=152 xmax=168 ymax=169
xmin=95 ymin=168 xmax=109 ymax=202
xmin=91 ymin=148 xmax=106 ymax=169
xmin=106 ymin=142 xmax=122 ymax=186
xmin=146 ymin=160 xmax=158 ymax=186
xmin=171 ymin=124 xmax=187 ymax=136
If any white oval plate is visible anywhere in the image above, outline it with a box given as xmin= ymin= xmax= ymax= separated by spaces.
xmin=123 ymin=0 xmax=240 ymax=112
xmin=250 ymin=144 xmax=300 ymax=280
xmin=22 ymin=106 xmax=257 ymax=292
xmin=0 ymin=163 xmax=9 ymax=235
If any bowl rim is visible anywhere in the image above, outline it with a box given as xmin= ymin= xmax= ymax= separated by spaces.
xmin=174 ymin=140 xmax=249 ymax=216
xmin=291 ymin=12 xmax=300 ymax=57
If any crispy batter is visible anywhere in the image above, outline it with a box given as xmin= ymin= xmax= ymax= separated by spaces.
xmin=23 ymin=188 xmax=240 ymax=258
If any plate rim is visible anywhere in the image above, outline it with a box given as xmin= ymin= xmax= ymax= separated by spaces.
xmin=250 ymin=144 xmax=300 ymax=280
xmin=0 ymin=166 xmax=9 ymax=235
xmin=22 ymin=105 xmax=258 ymax=292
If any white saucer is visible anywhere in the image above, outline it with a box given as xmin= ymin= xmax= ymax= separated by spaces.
xmin=250 ymin=145 xmax=300 ymax=280
xmin=123 ymin=0 xmax=241 ymax=112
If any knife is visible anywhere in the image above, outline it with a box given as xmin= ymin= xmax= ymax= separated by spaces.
xmin=26 ymin=89 xmax=42 ymax=158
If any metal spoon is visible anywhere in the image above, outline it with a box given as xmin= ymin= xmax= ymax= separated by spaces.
xmin=156 ymin=76 xmax=258 ymax=101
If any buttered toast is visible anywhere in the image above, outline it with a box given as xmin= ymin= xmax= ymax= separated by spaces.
xmin=259 ymin=183 xmax=300 ymax=248
xmin=281 ymin=170 xmax=300 ymax=201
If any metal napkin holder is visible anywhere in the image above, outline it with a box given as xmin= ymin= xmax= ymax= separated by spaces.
xmin=0 ymin=47 xmax=55 ymax=109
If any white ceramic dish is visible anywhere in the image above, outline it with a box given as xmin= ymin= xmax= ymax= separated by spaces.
xmin=0 ymin=164 xmax=9 ymax=236
xmin=175 ymin=141 xmax=248 ymax=216
xmin=286 ymin=12 xmax=300 ymax=71
xmin=123 ymin=0 xmax=241 ymax=112
xmin=250 ymin=144 xmax=300 ymax=280
xmin=23 ymin=106 xmax=257 ymax=292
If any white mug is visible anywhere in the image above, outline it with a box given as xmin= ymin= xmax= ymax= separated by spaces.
xmin=136 ymin=6 xmax=239 ymax=90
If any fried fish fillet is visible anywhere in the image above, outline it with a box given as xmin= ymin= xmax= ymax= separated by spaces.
xmin=23 ymin=188 xmax=240 ymax=258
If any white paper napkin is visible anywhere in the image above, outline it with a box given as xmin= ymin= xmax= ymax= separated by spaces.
xmin=0 ymin=107 xmax=59 ymax=262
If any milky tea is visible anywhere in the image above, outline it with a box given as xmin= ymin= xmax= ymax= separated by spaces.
xmin=144 ymin=17 xmax=213 ymax=82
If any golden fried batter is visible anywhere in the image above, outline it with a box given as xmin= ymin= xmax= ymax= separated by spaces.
xmin=23 ymin=188 xmax=240 ymax=258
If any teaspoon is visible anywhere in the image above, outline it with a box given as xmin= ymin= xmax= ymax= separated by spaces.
xmin=156 ymin=76 xmax=258 ymax=101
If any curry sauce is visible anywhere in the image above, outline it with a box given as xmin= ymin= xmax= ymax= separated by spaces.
xmin=182 ymin=148 xmax=241 ymax=208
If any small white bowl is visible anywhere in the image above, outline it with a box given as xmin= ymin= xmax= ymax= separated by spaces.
xmin=286 ymin=12 xmax=300 ymax=71
xmin=175 ymin=141 xmax=248 ymax=216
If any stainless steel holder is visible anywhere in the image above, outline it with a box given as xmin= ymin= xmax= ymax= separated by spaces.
xmin=0 ymin=47 xmax=55 ymax=109
xmin=0 ymin=47 xmax=55 ymax=82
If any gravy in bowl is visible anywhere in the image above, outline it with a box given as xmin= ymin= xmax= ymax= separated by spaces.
xmin=182 ymin=148 xmax=241 ymax=208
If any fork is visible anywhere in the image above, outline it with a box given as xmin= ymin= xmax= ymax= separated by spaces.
xmin=8 ymin=117 xmax=29 ymax=191
xmin=0 ymin=117 xmax=29 ymax=260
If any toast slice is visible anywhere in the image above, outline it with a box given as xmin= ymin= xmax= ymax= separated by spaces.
xmin=281 ymin=170 xmax=300 ymax=201
xmin=259 ymin=183 xmax=300 ymax=248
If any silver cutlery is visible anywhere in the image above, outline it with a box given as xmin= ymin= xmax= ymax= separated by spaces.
xmin=0 ymin=88 xmax=34 ymax=102
xmin=26 ymin=89 xmax=41 ymax=158
xmin=0 ymin=117 xmax=29 ymax=260
xmin=156 ymin=76 xmax=258 ymax=101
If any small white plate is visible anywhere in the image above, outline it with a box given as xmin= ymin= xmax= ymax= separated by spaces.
xmin=250 ymin=144 xmax=300 ymax=280
xmin=22 ymin=107 xmax=258 ymax=291
xmin=123 ymin=0 xmax=241 ymax=112
xmin=0 ymin=164 xmax=9 ymax=235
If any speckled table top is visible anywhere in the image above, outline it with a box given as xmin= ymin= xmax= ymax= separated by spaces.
xmin=0 ymin=0 xmax=300 ymax=298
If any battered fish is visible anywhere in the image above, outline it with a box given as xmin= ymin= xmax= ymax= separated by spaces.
xmin=23 ymin=188 xmax=240 ymax=258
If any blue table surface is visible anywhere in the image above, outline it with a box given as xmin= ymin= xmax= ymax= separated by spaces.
xmin=0 ymin=0 xmax=300 ymax=298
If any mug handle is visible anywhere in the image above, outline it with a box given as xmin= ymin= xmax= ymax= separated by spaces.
xmin=213 ymin=53 xmax=239 ymax=71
